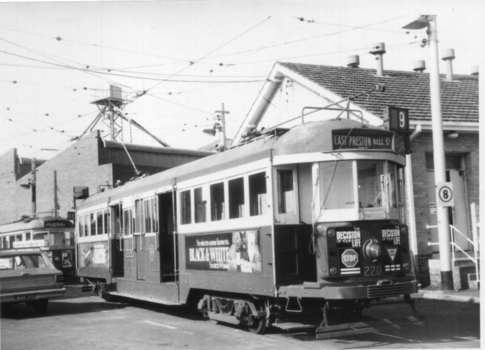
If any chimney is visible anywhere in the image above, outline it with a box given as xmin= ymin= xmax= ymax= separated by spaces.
xmin=413 ymin=60 xmax=426 ymax=73
xmin=471 ymin=65 xmax=479 ymax=76
xmin=370 ymin=43 xmax=386 ymax=76
xmin=441 ymin=49 xmax=455 ymax=80
xmin=347 ymin=55 xmax=360 ymax=68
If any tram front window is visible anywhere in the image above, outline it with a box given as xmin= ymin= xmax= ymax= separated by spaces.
xmin=357 ymin=160 xmax=384 ymax=208
xmin=319 ymin=161 xmax=354 ymax=209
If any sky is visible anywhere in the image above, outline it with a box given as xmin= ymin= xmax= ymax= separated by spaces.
xmin=0 ymin=0 xmax=482 ymax=160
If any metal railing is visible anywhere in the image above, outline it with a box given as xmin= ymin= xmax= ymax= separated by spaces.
xmin=427 ymin=224 xmax=480 ymax=283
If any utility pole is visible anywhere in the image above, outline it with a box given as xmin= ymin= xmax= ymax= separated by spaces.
xmin=31 ymin=158 xmax=36 ymax=219
xmin=54 ymin=170 xmax=59 ymax=218
xmin=403 ymin=15 xmax=453 ymax=290
xmin=215 ymin=103 xmax=229 ymax=151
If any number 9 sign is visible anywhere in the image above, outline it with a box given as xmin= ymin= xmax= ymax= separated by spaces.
xmin=436 ymin=182 xmax=454 ymax=207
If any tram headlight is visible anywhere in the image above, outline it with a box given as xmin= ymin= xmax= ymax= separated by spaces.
xmin=363 ymin=239 xmax=382 ymax=260
xmin=329 ymin=267 xmax=338 ymax=276
xmin=402 ymin=262 xmax=410 ymax=272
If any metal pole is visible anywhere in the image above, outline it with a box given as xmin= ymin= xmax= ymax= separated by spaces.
xmin=427 ymin=15 xmax=453 ymax=290
xmin=31 ymin=158 xmax=36 ymax=218
xmin=54 ymin=170 xmax=58 ymax=218
xmin=215 ymin=104 xmax=229 ymax=151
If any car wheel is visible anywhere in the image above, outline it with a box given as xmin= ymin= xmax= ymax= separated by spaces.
xmin=32 ymin=299 xmax=49 ymax=314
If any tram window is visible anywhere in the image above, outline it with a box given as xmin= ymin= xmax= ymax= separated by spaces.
xmin=229 ymin=178 xmax=245 ymax=219
xmin=144 ymin=200 xmax=152 ymax=233
xmin=181 ymin=190 xmax=192 ymax=225
xmin=25 ymin=232 xmax=31 ymax=241
xmin=96 ymin=211 xmax=103 ymax=235
xmin=104 ymin=210 xmax=110 ymax=234
xmin=135 ymin=200 xmax=144 ymax=233
xmin=319 ymin=161 xmax=354 ymax=209
xmin=210 ymin=182 xmax=225 ymax=221
xmin=123 ymin=209 xmax=132 ymax=235
xmin=388 ymin=163 xmax=398 ymax=209
xmin=153 ymin=199 xmax=159 ymax=233
xmin=83 ymin=215 xmax=90 ymax=236
xmin=90 ymin=213 xmax=96 ymax=236
xmin=249 ymin=172 xmax=267 ymax=216
xmin=16 ymin=234 xmax=23 ymax=242
xmin=277 ymin=170 xmax=295 ymax=214
xmin=357 ymin=161 xmax=384 ymax=208
xmin=194 ymin=187 xmax=206 ymax=223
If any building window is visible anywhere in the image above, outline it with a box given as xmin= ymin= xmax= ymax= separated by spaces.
xmin=210 ymin=182 xmax=225 ymax=221
xmin=249 ymin=172 xmax=267 ymax=216
xmin=426 ymin=153 xmax=462 ymax=170
xmin=229 ymin=177 xmax=245 ymax=219
xmin=194 ymin=187 xmax=206 ymax=223
xmin=181 ymin=190 xmax=192 ymax=225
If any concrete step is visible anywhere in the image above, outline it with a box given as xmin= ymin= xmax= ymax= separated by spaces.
xmin=467 ymin=273 xmax=480 ymax=290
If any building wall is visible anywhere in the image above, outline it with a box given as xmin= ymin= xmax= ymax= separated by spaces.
xmin=410 ymin=131 xmax=479 ymax=286
xmin=0 ymin=149 xmax=21 ymax=223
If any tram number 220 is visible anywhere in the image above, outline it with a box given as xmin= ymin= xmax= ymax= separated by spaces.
xmin=364 ymin=266 xmax=382 ymax=276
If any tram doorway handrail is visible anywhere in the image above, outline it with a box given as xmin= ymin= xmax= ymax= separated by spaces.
xmin=426 ymin=224 xmax=480 ymax=283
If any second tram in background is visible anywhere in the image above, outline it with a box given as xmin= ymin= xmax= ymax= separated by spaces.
xmin=0 ymin=216 xmax=75 ymax=276
xmin=75 ymin=117 xmax=418 ymax=336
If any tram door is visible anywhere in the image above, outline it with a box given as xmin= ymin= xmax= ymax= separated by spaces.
xmin=159 ymin=192 xmax=176 ymax=282
xmin=111 ymin=204 xmax=124 ymax=277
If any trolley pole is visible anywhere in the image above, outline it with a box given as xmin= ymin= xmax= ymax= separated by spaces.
xmin=215 ymin=103 xmax=229 ymax=151
xmin=404 ymin=15 xmax=453 ymax=290
xmin=31 ymin=158 xmax=36 ymax=219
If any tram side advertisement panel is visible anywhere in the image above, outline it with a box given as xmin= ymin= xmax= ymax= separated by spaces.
xmin=185 ymin=230 xmax=262 ymax=273
xmin=78 ymin=241 xmax=109 ymax=270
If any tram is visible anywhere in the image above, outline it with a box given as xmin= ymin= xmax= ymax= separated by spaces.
xmin=75 ymin=118 xmax=419 ymax=335
xmin=0 ymin=216 xmax=75 ymax=276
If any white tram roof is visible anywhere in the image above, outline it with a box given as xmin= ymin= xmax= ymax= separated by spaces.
xmin=77 ymin=119 xmax=394 ymax=209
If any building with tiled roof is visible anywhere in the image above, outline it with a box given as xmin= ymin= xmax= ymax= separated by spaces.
xmin=234 ymin=58 xmax=479 ymax=288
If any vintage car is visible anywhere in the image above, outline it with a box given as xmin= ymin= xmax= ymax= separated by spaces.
xmin=0 ymin=249 xmax=65 ymax=313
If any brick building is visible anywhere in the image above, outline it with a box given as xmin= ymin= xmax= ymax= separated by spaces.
xmin=233 ymin=58 xmax=479 ymax=287
xmin=0 ymin=130 xmax=212 ymax=225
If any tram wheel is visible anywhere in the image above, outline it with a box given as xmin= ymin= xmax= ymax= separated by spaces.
xmin=247 ymin=317 xmax=267 ymax=334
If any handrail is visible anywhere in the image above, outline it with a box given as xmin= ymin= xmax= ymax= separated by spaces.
xmin=426 ymin=224 xmax=480 ymax=283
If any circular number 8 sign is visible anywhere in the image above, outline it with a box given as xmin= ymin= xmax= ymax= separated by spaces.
xmin=437 ymin=182 xmax=454 ymax=207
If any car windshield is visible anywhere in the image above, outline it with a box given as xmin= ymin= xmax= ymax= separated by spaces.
xmin=0 ymin=254 xmax=49 ymax=270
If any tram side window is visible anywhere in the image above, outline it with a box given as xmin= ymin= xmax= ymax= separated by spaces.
xmin=181 ymin=190 xmax=192 ymax=225
xmin=143 ymin=198 xmax=158 ymax=233
xmin=229 ymin=177 xmax=245 ymax=219
xmin=90 ymin=213 xmax=96 ymax=236
xmin=104 ymin=210 xmax=110 ymax=234
xmin=134 ymin=199 xmax=144 ymax=233
xmin=96 ymin=211 xmax=103 ymax=235
xmin=277 ymin=170 xmax=295 ymax=214
xmin=144 ymin=200 xmax=152 ymax=233
xmin=249 ymin=172 xmax=267 ymax=216
xmin=79 ymin=215 xmax=85 ymax=237
xmin=210 ymin=182 xmax=225 ymax=221
xmin=194 ymin=187 xmax=206 ymax=223
xmin=123 ymin=209 xmax=132 ymax=235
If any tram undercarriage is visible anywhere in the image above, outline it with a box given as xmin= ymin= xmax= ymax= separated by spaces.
xmin=196 ymin=291 xmax=426 ymax=337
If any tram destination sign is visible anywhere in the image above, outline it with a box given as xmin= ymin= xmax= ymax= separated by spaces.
xmin=332 ymin=130 xmax=393 ymax=151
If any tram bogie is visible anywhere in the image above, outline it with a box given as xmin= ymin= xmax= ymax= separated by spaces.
xmin=74 ymin=119 xmax=420 ymax=335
